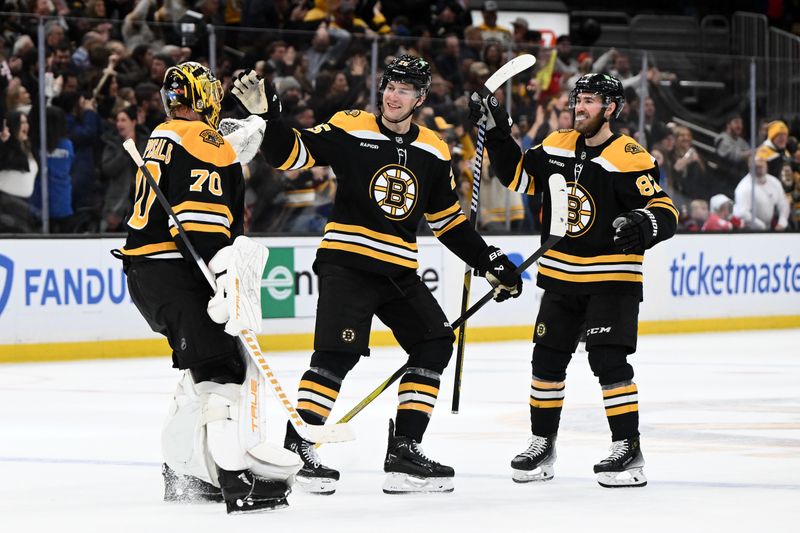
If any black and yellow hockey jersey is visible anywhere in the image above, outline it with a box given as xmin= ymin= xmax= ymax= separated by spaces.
xmin=260 ymin=109 xmax=487 ymax=276
xmin=118 ymin=118 xmax=245 ymax=264
xmin=485 ymin=128 xmax=679 ymax=297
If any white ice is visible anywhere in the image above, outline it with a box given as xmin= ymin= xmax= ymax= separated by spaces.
xmin=2 ymin=330 xmax=799 ymax=533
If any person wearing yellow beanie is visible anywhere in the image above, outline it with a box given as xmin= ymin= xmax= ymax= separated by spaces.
xmin=757 ymin=119 xmax=791 ymax=178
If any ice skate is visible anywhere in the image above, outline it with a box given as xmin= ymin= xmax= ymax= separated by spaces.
xmin=217 ymin=468 xmax=290 ymax=513
xmin=382 ymin=419 xmax=454 ymax=494
xmin=284 ymin=433 xmax=340 ymax=495
xmin=162 ymin=463 xmax=223 ymax=503
xmin=593 ymin=437 xmax=647 ymax=488
xmin=510 ymin=435 xmax=556 ymax=483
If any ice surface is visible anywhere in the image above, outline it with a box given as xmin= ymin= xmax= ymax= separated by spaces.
xmin=2 ymin=330 xmax=798 ymax=532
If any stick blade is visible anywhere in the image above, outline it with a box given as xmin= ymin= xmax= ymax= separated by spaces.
xmin=485 ymin=54 xmax=537 ymax=92
xmin=300 ymin=422 xmax=356 ymax=444
xmin=548 ymin=173 xmax=569 ymax=238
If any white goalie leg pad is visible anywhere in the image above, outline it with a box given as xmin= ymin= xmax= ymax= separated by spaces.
xmin=218 ymin=116 xmax=266 ymax=165
xmin=161 ymin=371 xmax=218 ymax=486
xmin=223 ymin=235 xmax=269 ymax=336
xmin=199 ymin=360 xmax=301 ymax=483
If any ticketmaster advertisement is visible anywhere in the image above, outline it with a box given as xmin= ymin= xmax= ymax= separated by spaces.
xmin=0 ymin=233 xmax=798 ymax=356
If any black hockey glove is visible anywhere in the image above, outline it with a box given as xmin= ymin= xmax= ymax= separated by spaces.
xmin=476 ymin=246 xmax=522 ymax=302
xmin=231 ymin=69 xmax=282 ymax=122
xmin=468 ymin=86 xmax=511 ymax=136
xmin=612 ymin=209 xmax=658 ymax=253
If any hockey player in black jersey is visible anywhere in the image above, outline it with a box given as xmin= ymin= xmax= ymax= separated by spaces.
xmin=231 ymin=55 xmax=523 ymax=494
xmin=115 ymin=62 xmax=300 ymax=512
xmin=470 ymin=73 xmax=679 ymax=488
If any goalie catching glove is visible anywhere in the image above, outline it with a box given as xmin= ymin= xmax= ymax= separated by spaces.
xmin=475 ymin=246 xmax=523 ymax=302
xmin=612 ymin=209 xmax=659 ymax=253
xmin=231 ymin=69 xmax=282 ymax=122
xmin=468 ymin=86 xmax=512 ymax=136
xmin=207 ymin=236 xmax=269 ymax=336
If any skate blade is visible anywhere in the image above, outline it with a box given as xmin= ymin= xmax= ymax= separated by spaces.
xmin=511 ymin=465 xmax=554 ymax=483
xmin=226 ymin=498 xmax=289 ymax=514
xmin=382 ymin=472 xmax=454 ymax=494
xmin=597 ymin=467 xmax=647 ymax=488
xmin=295 ymin=475 xmax=337 ymax=495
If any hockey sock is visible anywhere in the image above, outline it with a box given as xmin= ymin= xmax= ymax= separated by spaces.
xmin=602 ymin=380 xmax=640 ymax=440
xmin=530 ymin=375 xmax=565 ymax=437
xmin=395 ymin=367 xmax=441 ymax=442
xmin=295 ymin=366 xmax=343 ymax=426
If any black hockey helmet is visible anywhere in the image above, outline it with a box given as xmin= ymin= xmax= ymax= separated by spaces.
xmin=568 ymin=73 xmax=625 ymax=119
xmin=379 ymin=55 xmax=432 ymax=99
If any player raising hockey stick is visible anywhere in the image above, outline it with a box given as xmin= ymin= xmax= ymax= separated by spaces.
xmin=114 ymin=62 xmax=301 ymax=513
xmin=469 ymin=73 xmax=679 ymax=488
xmin=231 ymin=55 xmax=522 ymax=495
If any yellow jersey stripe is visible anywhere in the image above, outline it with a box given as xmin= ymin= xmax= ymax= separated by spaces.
xmin=532 ymin=380 xmax=564 ymax=390
xmin=297 ymin=401 xmax=331 ymax=417
xmin=432 ymin=214 xmax=466 ymax=237
xmin=397 ymin=402 xmax=434 ymax=414
xmin=398 ymin=383 xmax=440 ymax=396
xmin=119 ymin=241 xmax=178 ymax=256
xmin=508 ymin=154 xmax=525 ymax=191
xmin=544 ymin=249 xmax=644 ymax=265
xmin=538 ymin=265 xmax=643 ymax=283
xmin=319 ymin=241 xmax=418 ymax=269
xmin=603 ymin=384 xmax=638 ymax=397
xmin=605 ymin=404 xmax=638 ymax=416
xmin=299 ymin=380 xmax=339 ymax=399
xmin=276 ymin=132 xmax=301 ymax=170
xmin=425 ymin=202 xmax=461 ymax=222
xmin=173 ymin=200 xmax=233 ymax=223
xmin=530 ymin=399 xmax=564 ymax=408
xmin=325 ymin=222 xmax=417 ymax=250
xmin=170 ymin=223 xmax=231 ymax=238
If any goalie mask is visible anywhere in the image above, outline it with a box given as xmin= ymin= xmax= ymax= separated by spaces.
xmin=568 ymin=73 xmax=625 ymax=119
xmin=379 ymin=55 xmax=431 ymax=123
xmin=161 ymin=61 xmax=224 ymax=129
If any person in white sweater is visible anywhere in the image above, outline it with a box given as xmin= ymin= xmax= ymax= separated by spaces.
xmin=733 ymin=155 xmax=790 ymax=230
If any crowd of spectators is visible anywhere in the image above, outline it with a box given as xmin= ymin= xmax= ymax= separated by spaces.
xmin=1 ymin=0 xmax=799 ymax=235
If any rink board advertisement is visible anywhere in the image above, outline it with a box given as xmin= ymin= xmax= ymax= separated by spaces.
xmin=0 ymin=233 xmax=799 ymax=360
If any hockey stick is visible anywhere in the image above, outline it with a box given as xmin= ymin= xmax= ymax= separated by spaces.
xmin=452 ymin=53 xmax=537 ymax=414
xmin=328 ymin=174 xmax=568 ymax=428
xmin=123 ymin=139 xmax=353 ymax=444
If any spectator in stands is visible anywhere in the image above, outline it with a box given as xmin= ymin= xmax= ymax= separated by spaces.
xmin=29 ymin=106 xmax=74 ymax=233
xmin=482 ymin=39 xmax=505 ymax=75
xmin=148 ymin=52 xmax=174 ymax=86
xmin=641 ymin=97 xmax=669 ymax=149
xmin=715 ymin=113 xmax=752 ymax=197
xmin=134 ymin=81 xmax=166 ymax=131
xmin=510 ymin=17 xmax=530 ymax=48
xmin=554 ymin=34 xmax=578 ymax=77
xmin=305 ymin=23 xmax=352 ymax=84
xmin=733 ymin=154 xmax=790 ymax=231
xmin=672 ymin=126 xmax=709 ymax=201
xmin=56 ymin=91 xmax=103 ymax=215
xmin=702 ymin=194 xmax=740 ymax=232
xmin=5 ymin=77 xmax=32 ymax=115
xmin=432 ymin=1 xmax=470 ymax=40
xmin=434 ymin=33 xmax=464 ymax=95
xmin=681 ymin=199 xmax=708 ymax=232
xmin=756 ymin=120 xmax=791 ymax=180
xmin=475 ymin=1 xmax=511 ymax=46
xmin=308 ymin=54 xmax=366 ymax=122
xmin=99 ymin=106 xmax=148 ymax=232
xmin=0 ymin=110 xmax=37 ymax=233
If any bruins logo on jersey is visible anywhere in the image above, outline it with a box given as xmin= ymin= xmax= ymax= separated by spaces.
xmin=344 ymin=109 xmax=361 ymax=117
xmin=370 ymin=164 xmax=418 ymax=220
xmin=566 ymin=181 xmax=595 ymax=237
xmin=200 ymin=128 xmax=224 ymax=147
xmin=624 ymin=142 xmax=644 ymax=155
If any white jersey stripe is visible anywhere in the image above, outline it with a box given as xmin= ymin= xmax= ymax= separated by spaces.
xmin=539 ymin=257 xmax=644 ymax=274
xmin=323 ymin=231 xmax=417 ymax=261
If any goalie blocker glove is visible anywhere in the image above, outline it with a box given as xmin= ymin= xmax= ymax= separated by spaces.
xmin=468 ymin=86 xmax=512 ymax=136
xmin=612 ymin=209 xmax=658 ymax=253
xmin=231 ymin=69 xmax=282 ymax=122
xmin=476 ymin=246 xmax=522 ymax=302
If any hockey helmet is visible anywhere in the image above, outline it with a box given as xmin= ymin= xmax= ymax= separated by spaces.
xmin=161 ymin=61 xmax=224 ymax=129
xmin=379 ymin=55 xmax=432 ymax=99
xmin=568 ymin=73 xmax=625 ymax=119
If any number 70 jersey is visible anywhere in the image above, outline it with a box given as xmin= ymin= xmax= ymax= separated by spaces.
xmin=119 ymin=119 xmax=245 ymax=264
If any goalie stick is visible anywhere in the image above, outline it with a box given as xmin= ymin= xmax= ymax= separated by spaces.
xmin=452 ymin=53 xmax=537 ymax=414
xmin=326 ymin=174 xmax=568 ymax=431
xmin=122 ymin=139 xmax=354 ymax=445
